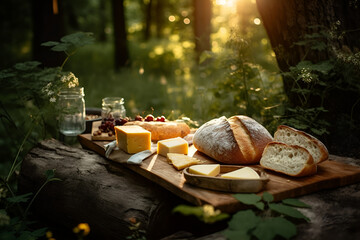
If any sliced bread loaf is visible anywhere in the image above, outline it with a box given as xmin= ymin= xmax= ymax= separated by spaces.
xmin=260 ymin=142 xmax=317 ymax=177
xmin=274 ymin=125 xmax=329 ymax=164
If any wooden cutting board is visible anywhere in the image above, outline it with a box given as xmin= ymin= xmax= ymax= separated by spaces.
xmin=78 ymin=133 xmax=360 ymax=213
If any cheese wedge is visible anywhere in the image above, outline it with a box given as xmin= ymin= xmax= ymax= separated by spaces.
xmin=167 ymin=153 xmax=201 ymax=170
xmin=221 ymin=167 xmax=260 ymax=179
xmin=157 ymin=137 xmax=188 ymax=157
xmin=188 ymin=164 xmax=220 ymax=177
xmin=115 ymin=125 xmax=151 ymax=154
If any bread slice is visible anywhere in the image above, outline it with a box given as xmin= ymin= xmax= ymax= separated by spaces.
xmin=274 ymin=125 xmax=329 ymax=164
xmin=260 ymin=142 xmax=317 ymax=177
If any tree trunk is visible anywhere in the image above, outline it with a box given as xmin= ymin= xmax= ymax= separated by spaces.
xmin=155 ymin=0 xmax=164 ymax=39
xmin=112 ymin=0 xmax=130 ymax=69
xmin=32 ymin=0 xmax=65 ymax=67
xmin=18 ymin=139 xmax=224 ymax=239
xmin=144 ymin=0 xmax=153 ymax=41
xmin=98 ymin=0 xmax=107 ymax=42
xmin=193 ymin=0 xmax=212 ymax=62
xmin=256 ymin=0 xmax=360 ymax=157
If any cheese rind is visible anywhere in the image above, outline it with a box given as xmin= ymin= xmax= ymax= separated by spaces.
xmin=188 ymin=164 xmax=220 ymax=177
xmin=167 ymin=153 xmax=200 ymax=170
xmin=157 ymin=137 xmax=188 ymax=157
xmin=221 ymin=167 xmax=260 ymax=179
xmin=115 ymin=126 xmax=151 ymax=154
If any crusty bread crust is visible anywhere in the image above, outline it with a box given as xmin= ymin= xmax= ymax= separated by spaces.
xmin=193 ymin=115 xmax=273 ymax=164
xmin=231 ymin=116 xmax=273 ymax=164
xmin=125 ymin=121 xmax=190 ymax=141
xmin=193 ymin=116 xmax=243 ymax=164
xmin=260 ymin=142 xmax=317 ymax=177
xmin=274 ymin=125 xmax=329 ymax=163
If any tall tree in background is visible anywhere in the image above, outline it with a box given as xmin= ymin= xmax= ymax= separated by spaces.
xmin=32 ymin=0 xmax=65 ymax=67
xmin=256 ymin=0 xmax=360 ymax=156
xmin=144 ymin=0 xmax=153 ymax=41
xmin=155 ymin=0 xmax=164 ymax=38
xmin=99 ymin=0 xmax=107 ymax=42
xmin=112 ymin=0 xmax=129 ymax=69
xmin=193 ymin=0 xmax=212 ymax=61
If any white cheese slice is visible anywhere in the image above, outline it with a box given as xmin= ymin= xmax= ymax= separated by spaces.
xmin=188 ymin=164 xmax=220 ymax=177
xmin=221 ymin=167 xmax=260 ymax=179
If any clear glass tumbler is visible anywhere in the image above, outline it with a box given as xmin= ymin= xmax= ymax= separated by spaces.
xmin=58 ymin=87 xmax=86 ymax=136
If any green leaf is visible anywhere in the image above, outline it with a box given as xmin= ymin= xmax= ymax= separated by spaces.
xmin=6 ymin=193 xmax=33 ymax=203
xmin=253 ymin=217 xmax=297 ymax=240
xmin=41 ymin=41 xmax=59 ymax=47
xmin=51 ymin=42 xmax=71 ymax=52
xmin=13 ymin=61 xmax=41 ymax=71
xmin=269 ymin=203 xmax=310 ymax=222
xmin=172 ymin=205 xmax=203 ymax=218
xmin=233 ymin=194 xmax=262 ymax=205
xmin=262 ymin=192 xmax=274 ymax=203
xmin=228 ymin=210 xmax=261 ymax=231
xmin=282 ymin=198 xmax=311 ymax=208
xmin=30 ymin=227 xmax=47 ymax=238
xmin=18 ymin=231 xmax=33 ymax=240
xmin=45 ymin=169 xmax=55 ymax=180
xmin=223 ymin=229 xmax=251 ymax=240
xmin=254 ymin=202 xmax=265 ymax=211
xmin=60 ymin=32 xmax=95 ymax=47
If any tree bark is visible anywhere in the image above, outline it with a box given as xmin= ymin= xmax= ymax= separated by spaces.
xmin=193 ymin=0 xmax=212 ymax=62
xmin=256 ymin=0 xmax=360 ymax=156
xmin=32 ymin=0 xmax=65 ymax=67
xmin=112 ymin=0 xmax=130 ymax=69
xmin=18 ymin=139 xmax=224 ymax=239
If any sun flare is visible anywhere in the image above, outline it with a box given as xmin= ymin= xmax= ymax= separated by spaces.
xmin=215 ymin=0 xmax=238 ymax=8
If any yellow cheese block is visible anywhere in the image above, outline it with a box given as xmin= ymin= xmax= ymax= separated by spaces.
xmin=167 ymin=153 xmax=201 ymax=170
xmin=188 ymin=164 xmax=220 ymax=177
xmin=221 ymin=167 xmax=260 ymax=179
xmin=157 ymin=137 xmax=188 ymax=157
xmin=115 ymin=125 xmax=151 ymax=154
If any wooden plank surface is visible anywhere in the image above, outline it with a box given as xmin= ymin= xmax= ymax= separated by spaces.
xmin=78 ymin=133 xmax=360 ymax=213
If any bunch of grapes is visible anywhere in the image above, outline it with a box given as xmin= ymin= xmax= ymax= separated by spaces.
xmin=93 ymin=114 xmax=166 ymax=137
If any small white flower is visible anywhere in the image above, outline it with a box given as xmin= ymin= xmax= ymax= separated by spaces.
xmin=49 ymin=97 xmax=56 ymax=103
xmin=47 ymin=90 xmax=54 ymax=96
xmin=72 ymin=77 xmax=79 ymax=86
xmin=61 ymin=75 xmax=67 ymax=83
xmin=68 ymin=82 xmax=76 ymax=88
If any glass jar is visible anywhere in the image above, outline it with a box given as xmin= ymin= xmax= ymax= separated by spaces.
xmin=101 ymin=97 xmax=126 ymax=121
xmin=58 ymin=87 xmax=86 ymax=136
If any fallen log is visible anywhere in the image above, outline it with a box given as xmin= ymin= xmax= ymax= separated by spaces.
xmin=18 ymin=139 xmax=223 ymax=239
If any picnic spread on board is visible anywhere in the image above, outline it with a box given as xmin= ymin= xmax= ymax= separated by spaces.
xmin=78 ymin=113 xmax=360 ymax=213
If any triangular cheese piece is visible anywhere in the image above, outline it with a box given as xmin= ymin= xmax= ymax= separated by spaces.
xmin=167 ymin=153 xmax=200 ymax=170
xmin=188 ymin=164 xmax=220 ymax=177
xmin=221 ymin=167 xmax=259 ymax=179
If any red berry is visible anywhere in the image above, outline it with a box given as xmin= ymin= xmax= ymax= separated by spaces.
xmin=135 ymin=115 xmax=143 ymax=121
xmin=156 ymin=116 xmax=166 ymax=122
xmin=121 ymin=117 xmax=129 ymax=125
xmin=145 ymin=114 xmax=154 ymax=122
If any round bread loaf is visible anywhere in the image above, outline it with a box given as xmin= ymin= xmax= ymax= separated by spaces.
xmin=193 ymin=115 xmax=273 ymax=164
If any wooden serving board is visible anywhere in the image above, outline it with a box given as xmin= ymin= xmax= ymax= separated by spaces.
xmin=78 ymin=134 xmax=360 ymax=213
